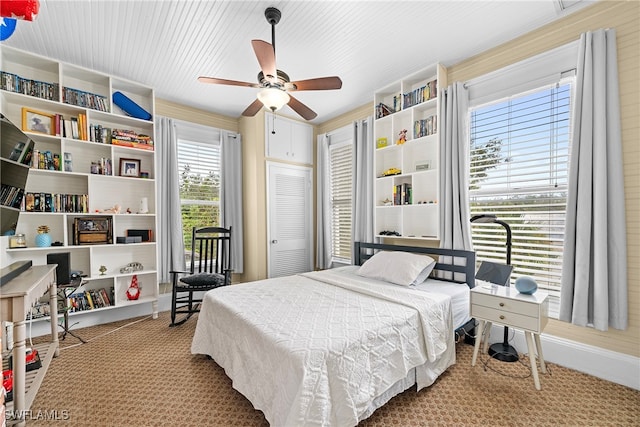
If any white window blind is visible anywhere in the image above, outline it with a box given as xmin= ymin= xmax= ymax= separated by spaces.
xmin=177 ymin=138 xmax=221 ymax=251
xmin=469 ymin=83 xmax=572 ymax=313
xmin=329 ymin=141 xmax=353 ymax=262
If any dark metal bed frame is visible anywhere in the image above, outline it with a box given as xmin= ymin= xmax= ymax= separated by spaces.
xmin=354 ymin=241 xmax=476 ymax=286
xmin=354 ymin=241 xmax=477 ymax=344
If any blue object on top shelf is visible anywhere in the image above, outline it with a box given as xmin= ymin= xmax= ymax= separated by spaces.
xmin=112 ymin=91 xmax=152 ymax=121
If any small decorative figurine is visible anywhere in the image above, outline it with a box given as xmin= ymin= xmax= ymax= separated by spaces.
xmin=96 ymin=204 xmax=121 ymax=214
xmin=99 ymin=265 xmax=107 ymax=275
xmin=126 ymin=274 xmax=141 ymax=300
xmin=397 ymin=129 xmax=408 ymax=145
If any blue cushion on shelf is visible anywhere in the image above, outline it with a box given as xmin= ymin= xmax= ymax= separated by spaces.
xmin=179 ymin=272 xmax=226 ymax=288
xmin=112 ymin=91 xmax=152 ymax=120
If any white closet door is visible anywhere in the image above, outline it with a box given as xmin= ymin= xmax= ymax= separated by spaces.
xmin=267 ymin=162 xmax=313 ymax=278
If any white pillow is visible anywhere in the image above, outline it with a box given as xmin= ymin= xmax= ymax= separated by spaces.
xmin=357 ymin=251 xmax=436 ymax=286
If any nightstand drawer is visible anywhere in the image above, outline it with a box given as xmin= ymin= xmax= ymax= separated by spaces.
xmin=471 ymin=292 xmax=539 ymax=317
xmin=471 ymin=305 xmax=542 ymax=332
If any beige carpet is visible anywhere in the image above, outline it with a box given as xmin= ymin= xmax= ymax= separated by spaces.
xmin=23 ymin=311 xmax=639 ymax=426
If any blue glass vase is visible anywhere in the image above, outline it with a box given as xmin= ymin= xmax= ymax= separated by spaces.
xmin=35 ymin=232 xmax=52 ymax=247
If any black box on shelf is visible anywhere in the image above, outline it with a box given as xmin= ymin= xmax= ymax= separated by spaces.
xmin=126 ymin=229 xmax=153 ymax=242
xmin=116 ymin=236 xmax=142 ymax=244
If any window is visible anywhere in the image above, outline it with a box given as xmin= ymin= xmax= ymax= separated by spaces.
xmin=469 ymin=82 xmax=572 ymax=316
xmin=177 ymin=135 xmax=221 ymax=255
xmin=329 ymin=136 xmax=353 ymax=263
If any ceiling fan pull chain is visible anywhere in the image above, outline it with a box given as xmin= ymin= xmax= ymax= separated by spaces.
xmin=272 ymin=111 xmax=277 ymax=134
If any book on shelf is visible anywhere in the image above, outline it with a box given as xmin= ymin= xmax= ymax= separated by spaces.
xmin=64 ymin=152 xmax=73 ymax=172
xmin=24 ymin=191 xmax=88 ymax=213
xmin=63 ymin=119 xmax=73 ymax=140
xmin=62 ymin=86 xmax=108 ymax=112
xmin=32 ymin=149 xmax=60 ymax=170
xmin=55 ymin=114 xmax=62 ymax=136
xmin=78 ymin=113 xmax=87 ymax=140
xmin=8 ymin=141 xmax=25 ymax=161
xmin=1 ymin=71 xmax=59 ymax=101
xmin=21 ymin=141 xmax=35 ymax=165
xmin=59 ymin=114 xmax=87 ymax=140
xmin=0 ymin=184 xmax=25 ymax=209
xmin=403 ymin=80 xmax=438 ymax=109
xmin=375 ymin=102 xmax=395 ymax=119
xmin=89 ymin=123 xmax=111 ymax=143
xmin=110 ymin=128 xmax=154 ymax=150
xmin=413 ymin=115 xmax=437 ymax=139
xmin=70 ymin=117 xmax=79 ymax=139
xmin=7 ymin=139 xmax=34 ymax=164
xmin=90 ymin=158 xmax=112 ymax=175
xmin=66 ymin=287 xmax=113 ymax=312
xmin=392 ymin=183 xmax=412 ymax=205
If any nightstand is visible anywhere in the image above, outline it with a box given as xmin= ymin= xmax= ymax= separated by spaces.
xmin=470 ymin=283 xmax=549 ymax=390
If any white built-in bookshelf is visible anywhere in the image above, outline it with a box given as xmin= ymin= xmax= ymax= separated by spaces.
xmin=0 ymin=45 xmax=158 ymax=319
xmin=373 ymin=64 xmax=447 ymax=241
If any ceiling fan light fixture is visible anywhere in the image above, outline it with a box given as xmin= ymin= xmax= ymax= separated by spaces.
xmin=257 ymin=87 xmax=290 ymax=112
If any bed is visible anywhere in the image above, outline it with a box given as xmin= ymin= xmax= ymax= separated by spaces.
xmin=191 ymin=242 xmax=476 ymax=426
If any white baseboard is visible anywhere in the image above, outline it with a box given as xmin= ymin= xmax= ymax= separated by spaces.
xmin=486 ymin=324 xmax=640 ymax=391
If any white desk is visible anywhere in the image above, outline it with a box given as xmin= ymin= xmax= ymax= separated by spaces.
xmin=470 ymin=283 xmax=548 ymax=390
xmin=1 ymin=265 xmax=59 ymax=426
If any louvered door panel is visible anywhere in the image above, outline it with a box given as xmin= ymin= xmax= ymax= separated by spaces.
xmin=267 ymin=162 xmax=313 ymax=278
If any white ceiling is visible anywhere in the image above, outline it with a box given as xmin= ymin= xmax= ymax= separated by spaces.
xmin=2 ymin=0 xmax=595 ymax=124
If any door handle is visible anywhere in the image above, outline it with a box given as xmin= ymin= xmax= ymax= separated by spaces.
xmin=271 ymin=240 xmax=278 ymax=244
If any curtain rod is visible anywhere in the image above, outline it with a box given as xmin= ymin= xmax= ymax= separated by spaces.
xmin=464 ymin=67 xmax=576 ymax=89
xmin=463 ymin=39 xmax=579 ymax=89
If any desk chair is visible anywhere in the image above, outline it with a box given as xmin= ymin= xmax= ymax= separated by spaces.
xmin=170 ymin=226 xmax=232 ymax=326
xmin=47 ymin=252 xmax=87 ymax=343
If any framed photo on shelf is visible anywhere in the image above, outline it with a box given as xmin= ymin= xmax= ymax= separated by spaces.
xmin=22 ymin=107 xmax=55 ymax=135
xmin=415 ymin=160 xmax=432 ymax=171
xmin=119 ymin=158 xmax=140 ymax=178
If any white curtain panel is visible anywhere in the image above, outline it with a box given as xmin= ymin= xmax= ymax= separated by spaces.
xmin=439 ymin=82 xmax=473 ymax=252
xmin=221 ymin=131 xmax=244 ymax=274
xmin=559 ymin=29 xmax=628 ymax=331
xmin=316 ymin=134 xmax=332 ymax=269
xmin=352 ymin=117 xmax=374 ymax=255
xmin=156 ymin=117 xmax=185 ymax=283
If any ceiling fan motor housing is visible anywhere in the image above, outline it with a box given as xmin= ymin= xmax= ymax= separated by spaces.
xmin=265 ymin=7 xmax=281 ymax=25
xmin=258 ymin=69 xmax=292 ymax=89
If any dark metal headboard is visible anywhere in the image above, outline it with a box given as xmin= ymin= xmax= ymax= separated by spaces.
xmin=354 ymin=242 xmax=476 ymax=288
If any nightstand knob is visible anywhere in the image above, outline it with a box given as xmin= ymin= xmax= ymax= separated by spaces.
xmin=499 ymin=315 xmax=505 ymax=320
xmin=499 ymin=302 xmax=505 ymax=307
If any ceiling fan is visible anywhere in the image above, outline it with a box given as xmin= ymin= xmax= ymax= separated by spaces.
xmin=198 ymin=7 xmax=342 ymax=121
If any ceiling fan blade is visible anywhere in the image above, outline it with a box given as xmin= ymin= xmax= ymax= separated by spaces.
xmin=198 ymin=76 xmax=259 ymax=88
xmin=242 ymin=98 xmax=264 ymax=117
xmin=251 ymin=39 xmax=277 ymax=82
xmin=289 ymin=76 xmax=342 ymax=91
xmin=288 ymin=94 xmax=317 ymax=120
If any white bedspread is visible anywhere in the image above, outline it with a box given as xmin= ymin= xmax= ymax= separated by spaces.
xmin=191 ymin=268 xmax=455 ymax=427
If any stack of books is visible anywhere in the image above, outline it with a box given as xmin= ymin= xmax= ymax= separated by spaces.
xmin=111 ymin=129 xmax=154 ymax=150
